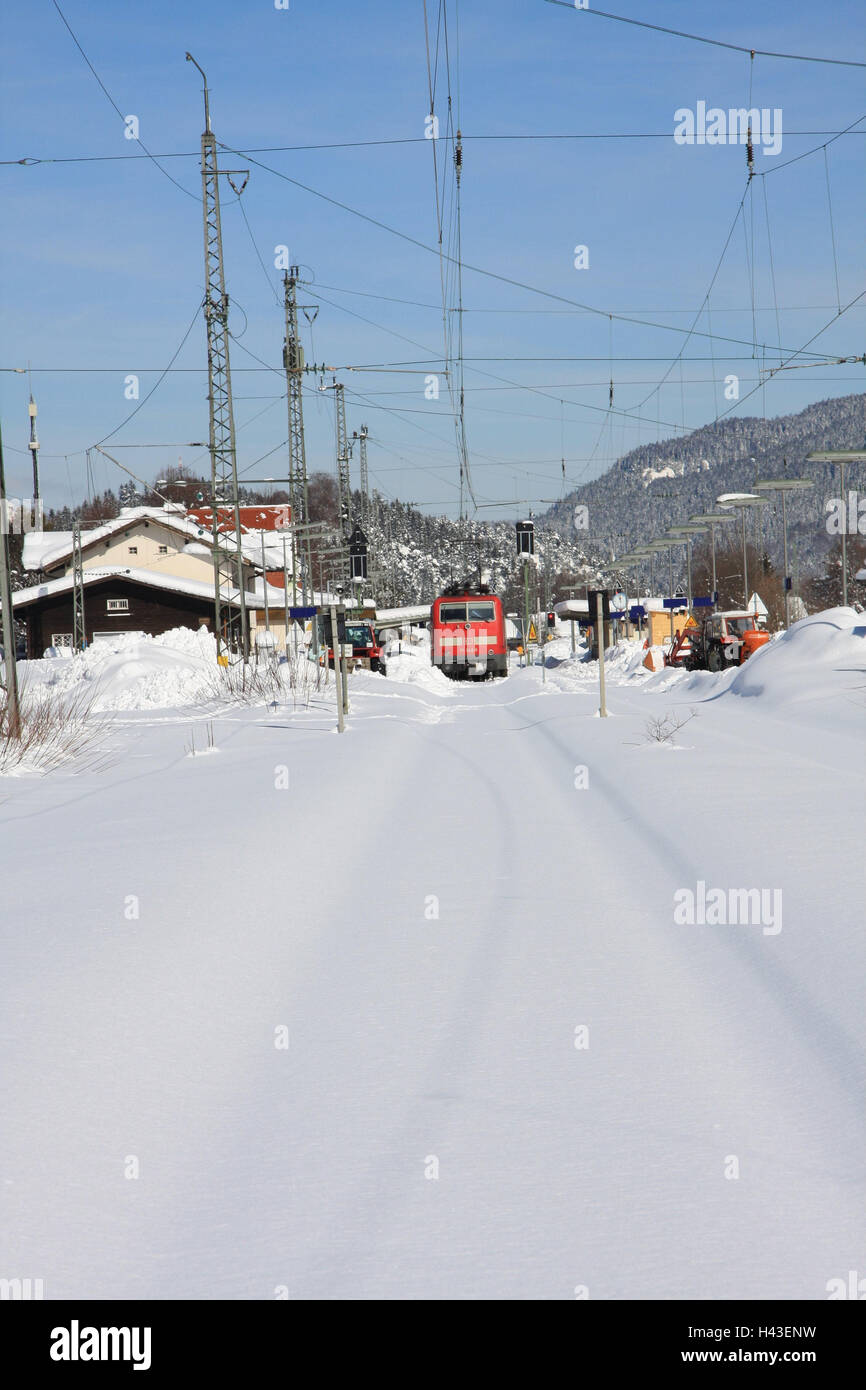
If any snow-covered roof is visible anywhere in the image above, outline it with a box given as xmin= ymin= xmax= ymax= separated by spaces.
xmin=374 ymin=604 xmax=431 ymax=626
xmin=12 ymin=565 xmax=285 ymax=611
xmin=22 ymin=508 xmax=227 ymax=572
xmin=21 ymin=530 xmax=72 ymax=569
xmin=22 ymin=506 xmax=294 ymax=573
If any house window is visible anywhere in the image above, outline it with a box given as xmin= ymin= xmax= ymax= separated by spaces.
xmin=158 ymin=545 xmax=168 ymax=554
xmin=128 ymin=545 xmax=138 ymax=555
xmin=51 ymin=633 xmax=73 ymax=647
xmin=106 ymin=598 xmax=130 ymax=612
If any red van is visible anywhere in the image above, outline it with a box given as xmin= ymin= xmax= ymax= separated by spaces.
xmin=431 ymin=589 xmax=508 ymax=679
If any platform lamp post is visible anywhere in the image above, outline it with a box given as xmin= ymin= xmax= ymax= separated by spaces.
xmin=806 ymin=451 xmax=866 ymax=609
xmin=643 ymin=540 xmax=670 ymax=604
xmin=639 ymin=541 xmax=671 ymax=642
xmin=633 ymin=549 xmax=658 ymax=634
xmin=666 ymin=524 xmax=708 ymax=612
xmin=716 ymin=493 xmax=769 ymax=612
xmin=627 ymin=547 xmax=653 ymax=603
xmin=752 ymin=478 xmax=814 ymax=628
xmin=688 ymin=512 xmax=736 ymax=610
xmin=619 ymin=555 xmax=646 ymax=635
xmin=657 ymin=535 xmax=682 ymax=642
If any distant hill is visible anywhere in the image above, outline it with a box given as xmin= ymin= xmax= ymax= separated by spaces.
xmin=542 ymin=393 xmax=865 ymax=575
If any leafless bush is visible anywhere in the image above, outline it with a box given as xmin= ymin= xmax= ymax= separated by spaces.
xmin=635 ymin=708 xmax=697 ymax=745
xmin=0 ymin=680 xmax=111 ymax=775
xmin=201 ymin=648 xmax=326 ymax=710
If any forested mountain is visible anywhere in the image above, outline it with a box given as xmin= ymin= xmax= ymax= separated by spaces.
xmin=542 ymin=393 xmax=865 ymax=575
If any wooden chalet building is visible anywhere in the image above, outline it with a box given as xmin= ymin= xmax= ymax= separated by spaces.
xmin=16 ymin=503 xmax=292 ymax=656
xmin=13 ymin=567 xmax=260 ymax=657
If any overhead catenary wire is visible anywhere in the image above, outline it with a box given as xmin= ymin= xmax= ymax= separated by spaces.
xmin=7 ymin=128 xmax=865 ymax=165
xmin=716 ymin=291 xmax=866 ymax=422
xmin=11 ymin=23 xmax=863 ymax=510
xmin=543 ymin=0 xmax=866 ymax=67
xmin=93 ymin=303 xmax=202 ymax=450
xmin=761 ymin=179 xmax=784 ymax=362
xmin=48 ymin=0 xmax=198 ymax=201
xmin=214 ymin=135 xmax=858 ymax=364
xmin=823 ymin=146 xmax=843 ymax=316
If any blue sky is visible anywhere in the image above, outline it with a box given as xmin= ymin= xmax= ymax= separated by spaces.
xmin=1 ymin=0 xmax=864 ymax=517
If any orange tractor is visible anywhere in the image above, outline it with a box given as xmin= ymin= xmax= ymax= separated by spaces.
xmin=667 ymin=611 xmax=770 ymax=671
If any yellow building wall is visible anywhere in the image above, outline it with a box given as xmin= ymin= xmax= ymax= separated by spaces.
xmin=648 ymin=609 xmax=689 ymax=646
xmin=52 ymin=519 xmax=254 ymax=589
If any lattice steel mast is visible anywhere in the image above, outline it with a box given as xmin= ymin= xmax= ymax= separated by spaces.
xmin=333 ymin=382 xmax=352 ymax=535
xmin=186 ymin=53 xmax=249 ymax=662
xmin=354 ymin=425 xmax=369 ymax=527
xmin=71 ymin=519 xmax=86 ymax=653
xmin=282 ymin=268 xmax=312 ymax=604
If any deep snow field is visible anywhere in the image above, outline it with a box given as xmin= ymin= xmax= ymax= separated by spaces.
xmin=1 ymin=609 xmax=863 ymax=1299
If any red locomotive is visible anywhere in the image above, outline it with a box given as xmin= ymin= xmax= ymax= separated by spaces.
xmin=430 ymin=585 xmax=508 ymax=679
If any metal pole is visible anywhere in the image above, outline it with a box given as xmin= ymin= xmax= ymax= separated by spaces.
xmin=330 ymin=603 xmax=344 ymax=732
xmin=187 ymin=53 xmax=248 ymax=664
xmin=0 ymin=419 xmax=21 ymax=738
xmin=282 ymin=537 xmax=292 ymax=657
xmin=668 ymin=547 xmax=674 ymax=642
xmin=28 ymin=395 xmax=40 ymax=502
xmin=781 ymin=489 xmax=790 ymax=629
xmin=338 ymin=605 xmax=350 ymax=717
xmin=71 ymin=519 xmax=86 ymax=653
xmin=742 ymin=508 xmax=749 ymax=609
xmin=570 ymin=618 xmax=576 ymax=655
xmin=686 ymin=539 xmax=693 ymax=612
xmin=260 ymin=533 xmax=270 ymax=644
xmin=840 ymin=460 xmax=848 ymax=607
xmin=711 ymin=524 xmax=717 ymax=609
xmin=596 ymin=590 xmax=608 ymax=718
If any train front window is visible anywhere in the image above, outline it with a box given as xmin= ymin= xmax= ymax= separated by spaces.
xmin=438 ymin=604 xmax=466 ymax=623
xmin=467 ymin=602 xmax=495 ymax=622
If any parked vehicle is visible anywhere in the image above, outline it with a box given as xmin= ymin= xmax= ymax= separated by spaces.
xmin=431 ymin=586 xmax=508 ymax=679
xmin=672 ymin=611 xmax=770 ymax=671
xmin=319 ymin=616 xmax=386 ymax=673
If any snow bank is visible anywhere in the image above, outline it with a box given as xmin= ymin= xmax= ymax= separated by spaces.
xmin=22 ymin=627 xmax=219 ymax=711
xmin=381 ymin=631 xmax=456 ymax=693
xmin=728 ymin=607 xmax=866 ymax=706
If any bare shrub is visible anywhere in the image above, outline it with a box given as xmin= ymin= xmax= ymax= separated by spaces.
xmin=0 ymin=680 xmax=111 ymax=775
xmin=634 ymin=708 xmax=697 ymax=746
xmin=201 ymin=648 xmax=327 ymax=710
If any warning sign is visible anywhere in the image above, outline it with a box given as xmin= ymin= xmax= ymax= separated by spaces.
xmin=527 ymin=621 xmax=538 ymax=642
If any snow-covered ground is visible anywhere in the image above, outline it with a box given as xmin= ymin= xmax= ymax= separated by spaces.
xmin=1 ymin=610 xmax=863 ymax=1299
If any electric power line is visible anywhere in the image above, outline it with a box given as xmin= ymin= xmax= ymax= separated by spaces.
xmin=543 ymin=0 xmax=866 ymax=67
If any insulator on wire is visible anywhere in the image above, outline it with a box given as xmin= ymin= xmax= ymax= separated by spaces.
xmin=746 ymin=121 xmax=754 ymax=179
